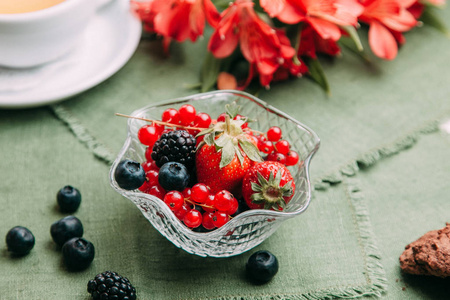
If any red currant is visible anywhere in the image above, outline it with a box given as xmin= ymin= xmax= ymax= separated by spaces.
xmin=259 ymin=141 xmax=274 ymax=154
xmin=225 ymin=197 xmax=239 ymax=215
xmin=138 ymin=125 xmax=160 ymax=147
xmin=275 ymin=140 xmax=290 ymax=154
xmin=145 ymin=170 xmax=159 ymax=185
xmin=202 ymin=212 xmax=216 ymax=230
xmin=183 ymin=209 xmax=202 ymax=228
xmin=153 ymin=122 xmax=165 ymax=134
xmin=178 ymin=104 xmax=196 ymax=125
xmin=266 ymin=152 xmax=287 ymax=164
xmin=286 ymin=150 xmax=300 ymax=166
xmin=142 ymin=161 xmax=158 ymax=172
xmin=138 ymin=181 xmax=151 ymax=193
xmin=164 ymin=191 xmax=184 ymax=211
xmin=161 ymin=108 xmax=180 ymax=124
xmin=174 ymin=203 xmax=190 ymax=220
xmin=203 ymin=194 xmax=216 ymax=212
xmin=191 ymin=183 xmax=210 ymax=203
xmin=194 ymin=112 xmax=212 ymax=128
xmin=182 ymin=187 xmax=191 ymax=199
xmin=266 ymin=126 xmax=282 ymax=142
xmin=145 ymin=147 xmax=154 ymax=162
xmin=214 ymin=190 xmax=235 ymax=212
xmin=146 ymin=184 xmax=166 ymax=199
xmin=212 ymin=211 xmax=229 ymax=228
xmin=142 ymin=161 xmax=153 ymax=172
xmin=217 ymin=113 xmax=227 ymax=122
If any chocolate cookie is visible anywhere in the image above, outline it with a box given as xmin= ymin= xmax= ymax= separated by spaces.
xmin=399 ymin=223 xmax=450 ymax=278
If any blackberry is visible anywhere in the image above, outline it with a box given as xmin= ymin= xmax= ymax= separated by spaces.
xmin=151 ymin=130 xmax=196 ymax=169
xmin=87 ymin=271 xmax=136 ymax=300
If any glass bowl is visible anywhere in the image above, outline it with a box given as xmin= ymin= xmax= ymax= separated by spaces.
xmin=109 ymin=90 xmax=320 ymax=257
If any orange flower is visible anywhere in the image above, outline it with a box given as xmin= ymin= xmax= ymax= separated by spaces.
xmin=358 ymin=0 xmax=418 ymax=60
xmin=260 ymin=0 xmax=363 ymax=41
xmin=131 ymin=0 xmax=219 ymax=52
xmin=208 ymin=0 xmax=300 ymax=88
xmin=298 ymin=24 xmax=342 ymax=58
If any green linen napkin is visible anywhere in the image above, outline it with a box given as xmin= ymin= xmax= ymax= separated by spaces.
xmin=358 ymin=128 xmax=450 ymax=299
xmin=0 ymin=108 xmax=384 ymax=299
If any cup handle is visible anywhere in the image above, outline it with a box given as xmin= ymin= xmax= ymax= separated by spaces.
xmin=95 ymin=0 xmax=114 ymax=11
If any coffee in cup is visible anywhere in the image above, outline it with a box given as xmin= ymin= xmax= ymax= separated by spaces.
xmin=0 ymin=0 xmax=66 ymax=14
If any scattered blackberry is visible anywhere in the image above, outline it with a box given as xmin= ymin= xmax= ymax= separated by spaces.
xmin=87 ymin=271 xmax=136 ymax=300
xmin=151 ymin=130 xmax=196 ymax=168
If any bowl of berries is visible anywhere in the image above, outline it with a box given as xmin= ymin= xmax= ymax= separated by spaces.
xmin=110 ymin=90 xmax=320 ymax=257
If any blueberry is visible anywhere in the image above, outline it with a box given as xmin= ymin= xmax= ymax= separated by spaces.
xmin=50 ymin=216 xmax=84 ymax=247
xmin=114 ymin=159 xmax=146 ymax=190
xmin=5 ymin=226 xmax=35 ymax=256
xmin=57 ymin=185 xmax=82 ymax=213
xmin=62 ymin=237 xmax=95 ymax=271
xmin=246 ymin=250 xmax=279 ymax=283
xmin=158 ymin=162 xmax=190 ymax=191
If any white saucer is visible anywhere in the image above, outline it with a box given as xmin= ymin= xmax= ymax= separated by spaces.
xmin=0 ymin=0 xmax=142 ymax=109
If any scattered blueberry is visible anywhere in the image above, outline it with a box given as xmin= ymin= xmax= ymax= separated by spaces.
xmin=62 ymin=237 xmax=95 ymax=271
xmin=57 ymin=185 xmax=82 ymax=213
xmin=246 ymin=250 xmax=279 ymax=283
xmin=5 ymin=226 xmax=35 ymax=256
xmin=50 ymin=216 xmax=84 ymax=247
xmin=87 ymin=271 xmax=137 ymax=300
xmin=158 ymin=162 xmax=190 ymax=191
xmin=114 ymin=159 xmax=146 ymax=190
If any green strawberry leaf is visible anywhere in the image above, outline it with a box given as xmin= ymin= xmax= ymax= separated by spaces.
xmin=225 ymin=102 xmax=241 ymax=119
xmin=251 ymin=181 xmax=263 ymax=192
xmin=219 ymin=140 xmax=236 ymax=168
xmin=234 ymin=144 xmax=245 ymax=166
xmin=239 ymin=139 xmax=263 ymax=162
xmin=204 ymin=132 xmax=215 ymax=146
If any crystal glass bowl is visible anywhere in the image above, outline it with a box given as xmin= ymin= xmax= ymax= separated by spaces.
xmin=109 ymin=90 xmax=320 ymax=257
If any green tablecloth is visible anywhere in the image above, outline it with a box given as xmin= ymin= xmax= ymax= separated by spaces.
xmin=1 ymin=6 xmax=450 ymax=300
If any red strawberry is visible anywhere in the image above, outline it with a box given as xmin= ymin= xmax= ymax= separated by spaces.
xmin=195 ymin=103 xmax=262 ymax=195
xmin=242 ymin=161 xmax=295 ymax=210
xmin=196 ymin=143 xmax=252 ymax=195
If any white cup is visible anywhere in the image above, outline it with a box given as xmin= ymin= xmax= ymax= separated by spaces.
xmin=0 ymin=0 xmax=112 ymax=68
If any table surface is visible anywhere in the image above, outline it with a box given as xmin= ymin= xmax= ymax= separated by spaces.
xmin=1 ymin=5 xmax=450 ymax=300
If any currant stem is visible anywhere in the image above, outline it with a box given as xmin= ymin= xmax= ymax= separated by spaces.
xmin=184 ymin=198 xmax=214 ymax=210
xmin=115 ymin=113 xmax=206 ymax=131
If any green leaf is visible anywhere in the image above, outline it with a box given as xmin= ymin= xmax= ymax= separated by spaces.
xmin=234 ymin=144 xmax=244 ymax=166
xmin=225 ymin=102 xmax=241 ymax=119
xmin=204 ymin=132 xmax=215 ymax=146
xmin=219 ymin=140 xmax=235 ymax=168
xmin=251 ymin=182 xmax=263 ymax=193
xmin=201 ymin=52 xmax=222 ymax=92
xmin=420 ymin=7 xmax=449 ymax=36
xmin=239 ymin=139 xmax=263 ymax=162
xmin=338 ymin=38 xmax=372 ymax=64
xmin=341 ymin=25 xmax=363 ymax=52
xmin=305 ymin=57 xmax=330 ymax=95
xmin=215 ymin=134 xmax=229 ymax=148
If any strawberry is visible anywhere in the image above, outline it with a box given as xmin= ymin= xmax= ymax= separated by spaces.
xmin=242 ymin=161 xmax=295 ymax=210
xmin=195 ymin=103 xmax=262 ymax=195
